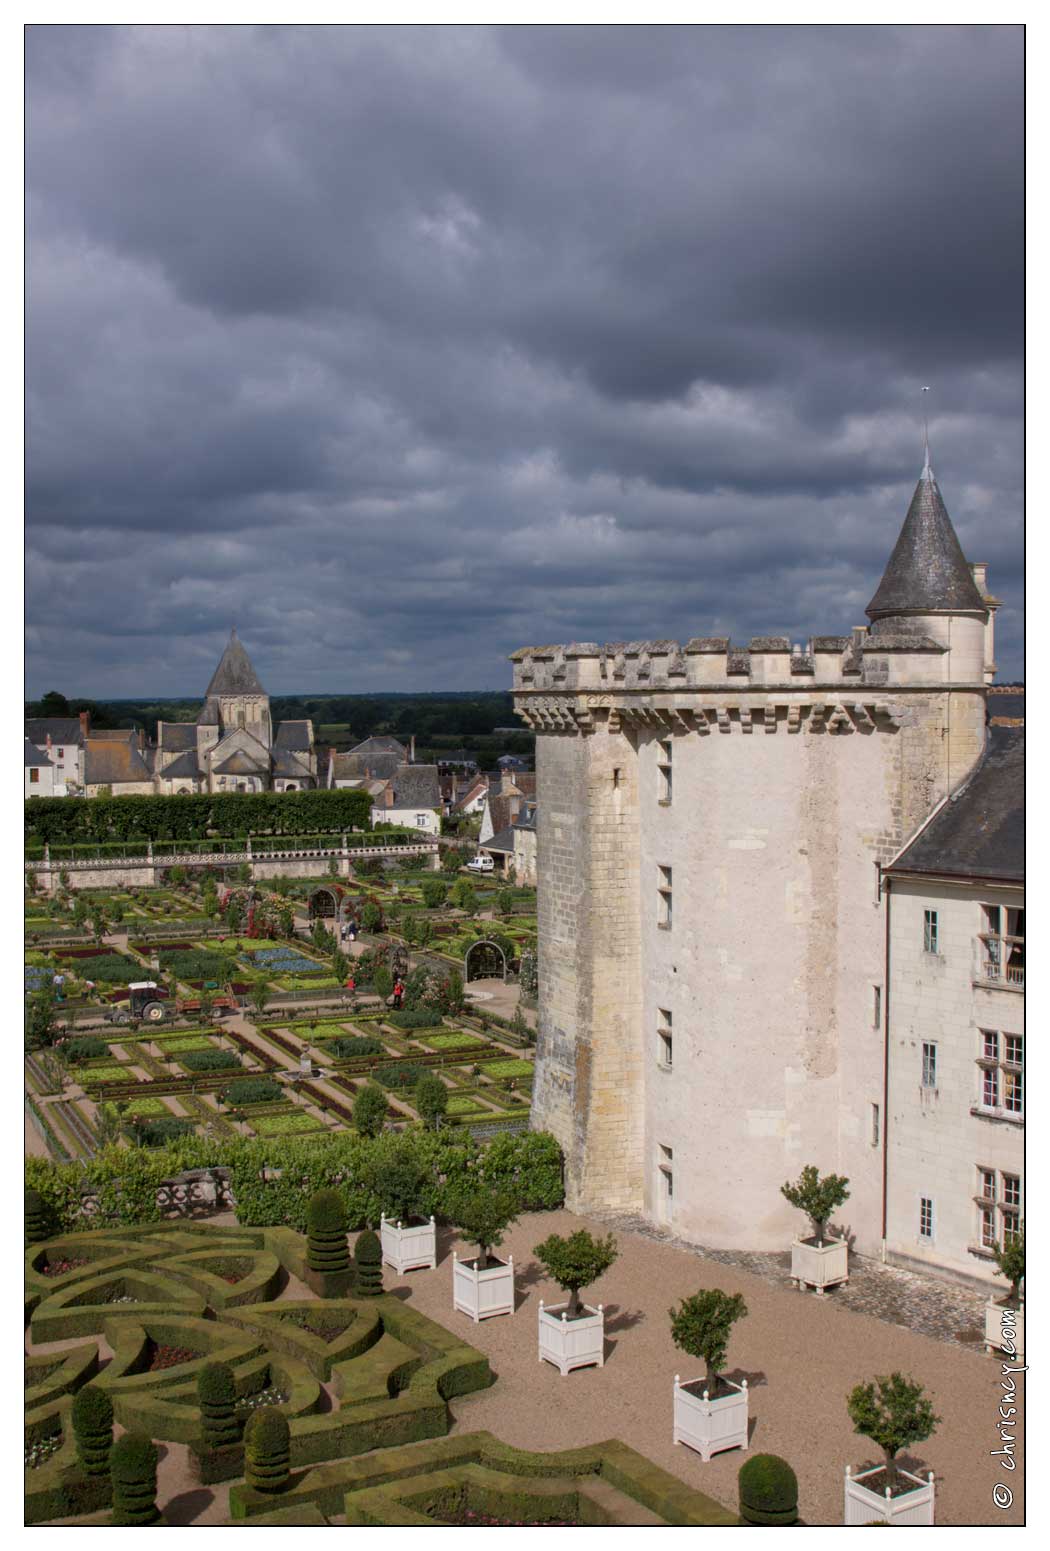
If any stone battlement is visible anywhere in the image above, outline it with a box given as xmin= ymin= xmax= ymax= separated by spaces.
xmin=510 ymin=626 xmax=957 ymax=696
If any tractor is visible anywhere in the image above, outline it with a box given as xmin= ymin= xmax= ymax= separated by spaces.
xmin=105 ymin=981 xmax=239 ymax=1025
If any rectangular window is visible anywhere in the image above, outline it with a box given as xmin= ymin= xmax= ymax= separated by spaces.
xmin=658 ymin=865 xmax=672 ymax=929
xmin=982 ymin=1030 xmax=999 ymax=1062
xmin=873 ymin=985 xmax=882 ymax=1029
xmin=979 ymin=1168 xmax=996 ymax=1203
xmin=612 ymin=767 xmax=621 ymax=788
xmin=415 ymin=814 xmax=429 ymax=827
xmin=1003 ymin=1068 xmax=1023 ymax=1116
xmin=1004 ymin=1033 xmax=1023 ymax=1066
xmin=919 ymin=1197 xmax=934 ymax=1240
xmin=923 ymin=909 xmax=939 ymax=954
xmin=1002 ymin=1174 xmax=1021 ymax=1211
xmin=56 ymin=747 xmax=64 ymax=757
xmin=871 ymin=1103 xmax=880 ymax=1146
xmin=657 ymin=1009 xmax=673 ymax=1069
xmin=979 ymin=1206 xmax=997 ymax=1250
xmin=921 ymin=1042 xmax=937 ymax=1088
xmin=982 ymin=1066 xmax=999 ymax=1108
xmin=658 ymin=1143 xmax=674 ymax=1202
xmin=29 ymin=768 xmax=39 ymax=784
xmin=977 ymin=1030 xmax=1024 ymax=1118
xmin=658 ymin=741 xmax=672 ymax=803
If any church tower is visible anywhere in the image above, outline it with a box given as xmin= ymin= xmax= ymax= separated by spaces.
xmin=198 ymin=629 xmax=272 ymax=748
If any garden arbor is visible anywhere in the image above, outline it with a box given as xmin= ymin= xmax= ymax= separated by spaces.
xmin=464 ymin=938 xmax=508 ymax=983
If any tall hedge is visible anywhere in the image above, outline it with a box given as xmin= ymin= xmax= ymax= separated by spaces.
xmin=25 ymin=1128 xmax=565 ymax=1235
xmin=25 ymin=788 xmax=372 ymax=845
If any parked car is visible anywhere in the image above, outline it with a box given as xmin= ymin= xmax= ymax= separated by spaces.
xmin=466 ymin=854 xmax=495 ymax=874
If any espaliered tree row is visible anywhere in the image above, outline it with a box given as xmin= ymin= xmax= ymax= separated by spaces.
xmin=25 ymin=788 xmax=373 ymax=845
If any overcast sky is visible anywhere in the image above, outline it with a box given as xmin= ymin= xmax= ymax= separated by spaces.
xmin=26 ymin=24 xmax=1024 ymax=697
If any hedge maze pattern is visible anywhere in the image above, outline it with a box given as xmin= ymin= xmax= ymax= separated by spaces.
xmin=25 ymin=1220 xmax=737 ymax=1528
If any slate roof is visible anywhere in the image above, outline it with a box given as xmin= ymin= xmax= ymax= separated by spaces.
xmin=384 ymin=764 xmax=441 ymax=810
xmin=206 ymin=629 xmax=267 ymax=696
xmin=274 ymin=720 xmax=312 ymax=751
xmin=331 ymin=750 xmax=402 ymax=784
xmin=273 ymin=748 xmax=314 ymax=780
xmin=213 ymin=749 xmax=270 ymax=775
xmin=867 ymin=462 xmax=986 ymax=621
xmin=161 ymin=750 xmax=202 ymax=780
xmin=157 ymin=722 xmax=198 ymax=752
xmin=887 ymin=726 xmax=1024 ymax=883
xmin=24 ymin=738 xmax=51 ymax=768
xmin=350 ymin=736 xmax=408 ymax=759
xmin=481 ymin=826 xmax=517 ymax=854
xmin=196 ymin=698 xmax=221 ymax=726
xmin=84 ymin=734 xmax=153 ymax=786
xmin=25 ymin=718 xmax=84 ymax=747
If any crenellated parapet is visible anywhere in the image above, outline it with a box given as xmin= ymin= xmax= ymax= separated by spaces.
xmin=510 ymin=626 xmax=958 ymax=702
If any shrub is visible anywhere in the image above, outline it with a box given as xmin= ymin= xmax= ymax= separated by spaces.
xmin=372 ymin=1142 xmax=428 ymax=1223
xmin=243 ymin=1406 xmax=291 ymax=1495
xmin=198 ymin=1361 xmax=240 ymax=1449
xmin=327 ymin=1036 xmax=381 ymax=1058
xmin=110 ymin=1432 xmax=160 ymax=1526
xmin=64 ymin=1037 xmax=109 ymax=1062
xmin=224 ymin=1077 xmax=283 ymax=1107
xmin=129 ymin=1116 xmax=195 ymax=1148
xmin=738 ymin=1454 xmax=799 ymax=1525
xmin=306 ymin=1188 xmax=350 ymax=1275
xmin=387 ymin=1010 xmax=441 ymax=1030
xmin=361 ymin=902 xmax=383 ymax=935
xmin=72 ymin=1383 xmax=114 ymax=1475
xmin=354 ymin=1229 xmax=384 ymax=1296
xmin=780 ymin=1165 xmax=850 ymax=1246
xmin=374 ymin=1062 xmax=424 ymax=1090
xmin=181 ymin=1049 xmax=242 ymax=1073
xmin=993 ymin=1228 xmax=1025 ymax=1304
xmin=353 ymin=1083 xmax=389 ymax=1139
xmin=533 ymin=1229 xmax=618 ymax=1317
xmin=372 ymin=963 xmax=392 ymax=998
xmin=445 ymin=1182 xmax=518 ymax=1264
xmin=414 ymin=1071 xmax=449 ymax=1130
xmin=25 ymin=1187 xmax=50 ymax=1243
xmin=421 ymin=879 xmax=448 ymax=910
xmin=846 ymin=1373 xmax=940 ymax=1491
xmin=669 ymin=1289 xmax=748 ymax=1391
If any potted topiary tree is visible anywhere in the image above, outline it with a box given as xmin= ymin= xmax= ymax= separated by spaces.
xmin=844 ymin=1372 xmax=940 ymax=1524
xmin=781 ymin=1165 xmax=851 ymax=1294
xmin=305 ymin=1187 xmax=354 ymax=1297
xmin=448 ymin=1184 xmax=518 ymax=1322
xmin=670 ymin=1288 xmax=750 ymax=1460
xmin=377 ymin=1146 xmax=436 ymax=1274
xmin=533 ymin=1229 xmax=617 ymax=1375
xmin=110 ymin=1433 xmax=161 ymax=1526
xmin=985 ymin=1228 xmax=1024 ymax=1359
xmin=738 ymin=1454 xmax=799 ymax=1525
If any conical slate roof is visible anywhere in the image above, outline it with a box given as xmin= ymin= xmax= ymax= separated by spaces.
xmin=205 ymin=629 xmax=266 ymax=696
xmin=867 ymin=461 xmax=985 ymax=620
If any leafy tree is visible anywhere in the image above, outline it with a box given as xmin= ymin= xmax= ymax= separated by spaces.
xmin=413 ymin=1070 xmax=449 ymax=1131
xmin=446 ymin=1182 xmax=518 ymax=1265
xmin=361 ymin=899 xmax=382 ymax=933
xmin=444 ymin=969 xmax=465 ymax=1015
xmin=441 ymin=848 xmax=462 ymax=875
xmin=846 ymin=1373 xmax=940 ymax=1490
xmin=234 ymin=862 xmax=252 ymax=885
xmin=278 ymin=903 xmax=295 ymax=936
xmin=373 ymin=965 xmax=393 ymax=1001
xmin=25 ymin=984 xmax=58 ymax=1051
xmin=197 ymin=988 xmax=215 ymax=1024
xmin=224 ymin=899 xmax=242 ymax=933
xmin=993 ymin=1228 xmax=1025 ymax=1304
xmin=497 ymin=888 xmax=514 ymax=916
xmin=72 ymin=896 xmax=89 ymax=928
xmin=669 ymin=1289 xmax=748 ymax=1391
xmin=248 ymin=980 xmax=270 ymax=1020
xmin=25 ymin=868 xmax=39 ymax=895
xmin=327 ymin=857 xmax=340 ymax=878
xmin=373 ymin=1143 xmax=428 ymax=1224
xmin=353 ymin=1082 xmax=388 ymax=1139
xmin=170 ymin=865 xmax=187 ymax=886
xmin=452 ymin=880 xmax=479 ymax=916
xmin=421 ymin=878 xmax=447 ymax=909
xmin=331 ymin=949 xmax=350 ymax=982
xmin=39 ymin=689 xmax=70 ymax=716
xmin=780 ymin=1165 xmax=851 ymax=1246
xmin=94 ymin=1103 xmax=126 ymax=1148
xmin=533 ymin=1229 xmax=618 ymax=1317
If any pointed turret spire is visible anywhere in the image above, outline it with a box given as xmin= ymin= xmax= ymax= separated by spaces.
xmin=205 ymin=628 xmax=266 ymax=696
xmin=866 ymin=459 xmax=985 ymax=623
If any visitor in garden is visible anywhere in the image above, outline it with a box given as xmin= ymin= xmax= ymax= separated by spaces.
xmin=393 ymin=978 xmax=405 ymax=1009
xmin=345 ymin=972 xmax=356 ymax=995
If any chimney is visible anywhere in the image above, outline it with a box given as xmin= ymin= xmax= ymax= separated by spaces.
xmin=79 ymin=709 xmax=91 ymax=738
xmin=408 ymin=733 xmax=416 ymax=763
xmin=970 ymin=562 xmax=989 ymax=596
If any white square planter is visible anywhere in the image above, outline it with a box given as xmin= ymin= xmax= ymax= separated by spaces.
xmin=791 ymin=1236 xmax=849 ymax=1294
xmin=844 ymin=1466 xmax=935 ymax=1525
xmin=453 ymin=1253 xmax=515 ymax=1322
xmin=538 ymin=1301 xmax=604 ymax=1375
xmin=985 ymin=1299 xmax=1024 ymax=1359
xmin=673 ymin=1374 xmax=749 ymax=1461
xmin=380 ymin=1214 xmax=436 ymax=1275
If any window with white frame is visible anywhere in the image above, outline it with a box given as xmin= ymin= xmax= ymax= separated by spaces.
xmin=658 ymin=865 xmax=672 ymax=929
xmin=980 ymin=903 xmax=1024 ymax=985
xmin=415 ymin=814 xmax=430 ymax=827
xmin=923 ymin=909 xmax=939 ymax=954
xmin=975 ymin=1168 xmax=1022 ymax=1252
xmin=977 ymin=1031 xmax=1024 ymax=1119
xmin=919 ymin=1196 xmax=934 ymax=1240
xmin=921 ymin=1041 xmax=938 ymax=1088
xmin=1002 ymin=1173 xmax=1022 ymax=1244
xmin=657 ymin=1009 xmax=673 ymax=1069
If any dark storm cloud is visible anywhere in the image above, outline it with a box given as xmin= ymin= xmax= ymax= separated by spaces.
xmin=26 ymin=23 xmax=1024 ymax=696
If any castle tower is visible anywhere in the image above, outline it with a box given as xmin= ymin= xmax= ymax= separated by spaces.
xmin=198 ymin=628 xmax=272 ymax=748
xmin=512 ymin=458 xmax=990 ymax=1256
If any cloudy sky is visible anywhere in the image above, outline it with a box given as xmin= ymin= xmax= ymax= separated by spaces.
xmin=26 ymin=24 xmax=1024 ymax=697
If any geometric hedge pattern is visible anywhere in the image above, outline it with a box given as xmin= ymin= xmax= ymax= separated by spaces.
xmin=26 ymin=1220 xmax=738 ymax=1528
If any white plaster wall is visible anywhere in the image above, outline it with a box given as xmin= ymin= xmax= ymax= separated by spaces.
xmin=885 ymin=877 xmax=1024 ymax=1286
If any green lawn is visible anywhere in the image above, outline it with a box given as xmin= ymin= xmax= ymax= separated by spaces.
xmin=479 ymin=1059 xmax=534 ymax=1079
xmin=122 ymin=1096 xmax=172 ymax=1117
xmin=250 ymin=1110 xmax=327 ymax=1137
xmin=420 ymin=1032 xmax=480 ymax=1051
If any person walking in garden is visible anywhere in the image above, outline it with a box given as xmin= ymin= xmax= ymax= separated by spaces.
xmin=345 ymin=972 xmax=356 ymax=995
xmin=393 ymin=978 xmax=404 ymax=1009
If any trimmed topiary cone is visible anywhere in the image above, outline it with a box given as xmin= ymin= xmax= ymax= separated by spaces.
xmin=244 ymin=1406 xmax=291 ymax=1495
xmin=354 ymin=1229 xmax=384 ymax=1296
xmin=198 ymin=1361 xmax=241 ymax=1449
xmin=25 ymin=1188 xmax=49 ymax=1245
xmin=306 ymin=1188 xmax=350 ymax=1274
xmin=72 ymin=1383 xmax=114 ymax=1476
xmin=110 ymin=1432 xmax=161 ymax=1526
xmin=738 ymin=1453 xmax=799 ymax=1525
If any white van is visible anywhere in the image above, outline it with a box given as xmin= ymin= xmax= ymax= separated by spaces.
xmin=466 ymin=854 xmax=495 ymax=874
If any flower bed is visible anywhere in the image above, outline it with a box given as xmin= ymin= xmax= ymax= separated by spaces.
xmin=249 ymin=949 xmax=328 ymax=975
xmin=421 ymin=1032 xmax=479 ymax=1051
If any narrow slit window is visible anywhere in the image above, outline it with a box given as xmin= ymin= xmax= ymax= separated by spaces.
xmin=657 ymin=1009 xmax=673 ymax=1068
xmin=921 ymin=1042 xmax=937 ymax=1088
xmin=873 ymin=985 xmax=882 ymax=1029
xmin=919 ymin=1197 xmax=934 ymax=1240
xmin=658 ymin=865 xmax=673 ymax=929
xmin=923 ymin=909 xmax=939 ymax=954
